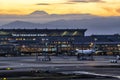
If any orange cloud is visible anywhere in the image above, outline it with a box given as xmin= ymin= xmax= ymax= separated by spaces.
xmin=0 ymin=0 xmax=120 ymax=16
xmin=116 ymin=9 xmax=120 ymax=13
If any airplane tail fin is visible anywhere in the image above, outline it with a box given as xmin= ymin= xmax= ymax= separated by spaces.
xmin=90 ymin=43 xmax=98 ymax=51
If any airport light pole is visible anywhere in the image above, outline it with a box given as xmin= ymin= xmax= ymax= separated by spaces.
xmin=35 ymin=45 xmax=39 ymax=61
xmin=36 ymin=52 xmax=39 ymax=61
xmin=68 ymin=38 xmax=74 ymax=55
xmin=55 ymin=37 xmax=59 ymax=56
xmin=82 ymin=40 xmax=84 ymax=54
xmin=42 ymin=38 xmax=51 ymax=61
xmin=94 ymin=38 xmax=97 ymax=44
xmin=94 ymin=38 xmax=97 ymax=50
xmin=117 ymin=44 xmax=120 ymax=55
xmin=45 ymin=39 xmax=48 ymax=57
xmin=80 ymin=39 xmax=84 ymax=60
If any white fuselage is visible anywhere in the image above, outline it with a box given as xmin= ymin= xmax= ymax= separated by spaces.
xmin=76 ymin=49 xmax=95 ymax=55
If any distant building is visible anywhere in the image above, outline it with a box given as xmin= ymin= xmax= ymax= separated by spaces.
xmin=0 ymin=29 xmax=86 ymax=37
xmin=0 ymin=29 xmax=86 ymax=56
xmin=0 ymin=29 xmax=120 ymax=56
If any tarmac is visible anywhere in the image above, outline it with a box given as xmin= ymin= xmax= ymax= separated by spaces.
xmin=0 ymin=55 xmax=120 ymax=80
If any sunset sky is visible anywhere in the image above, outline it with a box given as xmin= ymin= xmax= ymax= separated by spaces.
xmin=0 ymin=0 xmax=120 ymax=16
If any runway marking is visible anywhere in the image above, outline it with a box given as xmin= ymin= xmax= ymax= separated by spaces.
xmin=61 ymin=71 xmax=120 ymax=79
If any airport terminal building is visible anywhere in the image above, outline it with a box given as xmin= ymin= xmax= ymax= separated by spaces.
xmin=0 ymin=29 xmax=120 ymax=56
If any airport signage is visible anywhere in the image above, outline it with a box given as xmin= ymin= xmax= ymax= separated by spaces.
xmin=12 ymin=34 xmax=47 ymax=37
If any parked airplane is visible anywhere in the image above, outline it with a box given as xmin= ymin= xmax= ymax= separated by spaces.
xmin=75 ymin=43 xmax=98 ymax=60
xmin=75 ymin=49 xmax=96 ymax=55
xmin=75 ymin=43 xmax=97 ymax=55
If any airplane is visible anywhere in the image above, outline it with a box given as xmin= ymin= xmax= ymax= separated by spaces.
xmin=75 ymin=49 xmax=95 ymax=55
xmin=75 ymin=43 xmax=97 ymax=55
xmin=74 ymin=43 xmax=98 ymax=60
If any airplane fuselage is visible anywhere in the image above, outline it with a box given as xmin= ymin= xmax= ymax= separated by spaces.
xmin=76 ymin=49 xmax=95 ymax=54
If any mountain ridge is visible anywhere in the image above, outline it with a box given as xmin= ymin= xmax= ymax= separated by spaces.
xmin=1 ymin=16 xmax=120 ymax=35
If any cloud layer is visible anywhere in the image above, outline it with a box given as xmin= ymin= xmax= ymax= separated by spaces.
xmin=69 ymin=0 xmax=103 ymax=3
xmin=0 ymin=0 xmax=120 ymax=16
xmin=36 ymin=3 xmax=50 ymax=5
